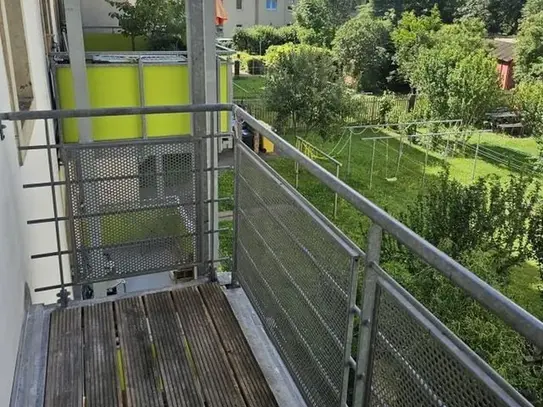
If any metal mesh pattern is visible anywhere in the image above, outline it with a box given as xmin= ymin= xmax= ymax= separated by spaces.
xmin=235 ymin=147 xmax=358 ymax=407
xmin=64 ymin=139 xmax=199 ymax=283
xmin=369 ymin=285 xmax=510 ymax=407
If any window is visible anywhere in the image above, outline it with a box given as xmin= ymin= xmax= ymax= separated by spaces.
xmin=266 ymin=0 xmax=277 ymax=10
xmin=236 ymin=0 xmax=242 ymax=9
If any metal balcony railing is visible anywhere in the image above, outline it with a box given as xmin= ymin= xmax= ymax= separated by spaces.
xmin=1 ymin=104 xmax=542 ymax=407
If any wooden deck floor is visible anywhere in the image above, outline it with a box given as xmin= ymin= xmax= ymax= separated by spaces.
xmin=44 ymin=283 xmax=279 ymax=407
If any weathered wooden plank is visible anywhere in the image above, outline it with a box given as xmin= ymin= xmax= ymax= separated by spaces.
xmin=44 ymin=307 xmax=84 ymax=407
xmin=172 ymin=286 xmax=246 ymax=407
xmin=83 ymin=302 xmax=121 ymax=407
xmin=144 ymin=292 xmax=204 ymax=407
xmin=199 ymin=283 xmax=279 ymax=407
xmin=115 ymin=297 xmax=162 ymax=407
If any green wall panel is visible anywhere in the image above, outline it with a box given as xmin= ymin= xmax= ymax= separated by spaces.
xmin=143 ymin=65 xmax=191 ymax=137
xmin=58 ymin=66 xmax=142 ymax=142
xmin=57 ymin=61 xmax=231 ymax=142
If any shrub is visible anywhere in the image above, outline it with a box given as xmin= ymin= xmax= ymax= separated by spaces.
xmin=232 ymin=25 xmax=299 ymax=55
xmin=513 ymin=80 xmax=543 ymax=141
xmin=264 ymin=43 xmax=348 ymax=136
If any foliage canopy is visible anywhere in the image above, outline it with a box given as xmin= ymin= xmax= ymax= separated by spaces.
xmin=264 ymin=43 xmax=348 ymax=136
xmin=332 ymin=9 xmax=393 ymax=92
xmin=107 ymin=0 xmax=186 ymax=51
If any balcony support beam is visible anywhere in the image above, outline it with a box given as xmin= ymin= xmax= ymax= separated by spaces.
xmin=63 ymin=0 xmax=91 ymax=142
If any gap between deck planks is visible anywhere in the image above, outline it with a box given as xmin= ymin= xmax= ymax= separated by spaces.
xmin=43 ymin=283 xmax=279 ymax=407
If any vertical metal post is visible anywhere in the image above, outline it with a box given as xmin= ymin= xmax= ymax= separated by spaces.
xmin=369 ymin=139 xmax=376 ymax=190
xmin=385 ymin=139 xmax=389 ymax=179
xmin=45 ymin=119 xmax=69 ymax=306
xmin=347 ymin=131 xmax=353 ymax=176
xmin=394 ymin=136 xmax=403 ymax=179
xmin=422 ymin=136 xmax=429 ymax=188
xmin=64 ymin=0 xmax=92 ymax=142
xmin=61 ymin=123 xmax=80 ymax=297
xmin=353 ymin=223 xmax=383 ymax=407
xmin=196 ymin=135 xmax=207 ymax=277
xmin=209 ymin=112 xmax=217 ymax=281
xmin=138 ymin=57 xmax=147 ymax=138
xmin=471 ymin=131 xmax=482 ymax=182
xmin=340 ymin=256 xmax=361 ymax=406
xmin=334 ymin=164 xmax=340 ymax=219
xmin=187 ymin=0 xmax=210 ymax=276
xmin=230 ymin=114 xmax=242 ymax=288
xmin=295 ymin=138 xmax=300 ymax=189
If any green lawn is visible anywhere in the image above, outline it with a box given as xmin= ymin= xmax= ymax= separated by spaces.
xmin=265 ymin=128 xmax=543 ymax=321
xmin=217 ymin=126 xmax=543 ymax=320
xmin=233 ymin=76 xmax=266 ymax=100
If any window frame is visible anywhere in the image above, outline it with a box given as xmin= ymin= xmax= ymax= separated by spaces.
xmin=266 ymin=0 xmax=278 ymax=11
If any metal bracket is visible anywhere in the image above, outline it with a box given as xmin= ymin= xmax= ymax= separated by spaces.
xmin=56 ymin=288 xmax=70 ymax=307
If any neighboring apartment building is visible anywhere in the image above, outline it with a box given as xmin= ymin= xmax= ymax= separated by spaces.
xmin=81 ymin=0 xmax=134 ymax=29
xmin=221 ymin=0 xmax=295 ymax=36
xmin=80 ymin=0 xmax=295 ymax=38
xmin=0 ymin=0 xmax=68 ymax=404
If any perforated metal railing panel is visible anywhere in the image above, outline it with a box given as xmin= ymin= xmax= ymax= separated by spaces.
xmin=368 ymin=281 xmax=511 ymax=407
xmin=235 ymin=145 xmax=359 ymax=407
xmin=64 ymin=138 xmax=201 ymax=284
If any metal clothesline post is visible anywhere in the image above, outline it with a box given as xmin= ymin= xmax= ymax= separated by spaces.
xmin=369 ymin=139 xmax=376 ymax=190
xmin=471 ymin=131 xmax=482 ymax=182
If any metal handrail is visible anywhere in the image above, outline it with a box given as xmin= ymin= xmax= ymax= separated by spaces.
xmin=1 ymin=103 xmax=541 ymax=349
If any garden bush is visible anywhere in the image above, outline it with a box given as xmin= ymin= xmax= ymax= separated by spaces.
xmin=382 ymin=170 xmax=543 ymax=404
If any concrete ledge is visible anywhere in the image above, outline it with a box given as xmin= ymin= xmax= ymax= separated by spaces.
xmin=223 ymin=286 xmax=308 ymax=407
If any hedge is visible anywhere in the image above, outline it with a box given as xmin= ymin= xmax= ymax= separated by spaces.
xmin=232 ymin=25 xmax=299 ymax=55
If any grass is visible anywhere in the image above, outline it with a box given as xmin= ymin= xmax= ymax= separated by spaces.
xmin=264 ymin=128 xmax=543 ymax=320
xmin=218 ymin=125 xmax=543 ymax=320
xmin=508 ymin=261 xmax=543 ymax=319
xmin=233 ymin=76 xmax=266 ymax=100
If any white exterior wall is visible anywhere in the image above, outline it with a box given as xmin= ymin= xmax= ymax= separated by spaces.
xmin=19 ymin=0 xmax=70 ymax=306
xmin=0 ymin=37 xmax=28 ymax=407
xmin=222 ymin=0 xmax=294 ymax=37
xmin=81 ymin=0 xmax=136 ymax=29
xmin=257 ymin=0 xmax=293 ymax=28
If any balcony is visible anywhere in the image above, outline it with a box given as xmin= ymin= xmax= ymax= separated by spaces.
xmin=2 ymin=104 xmax=542 ymax=407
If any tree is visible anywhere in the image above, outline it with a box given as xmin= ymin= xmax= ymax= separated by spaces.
xmin=332 ymin=10 xmax=392 ymax=92
xmin=516 ymin=12 xmax=543 ymax=82
xmin=264 ymin=44 xmax=348 ymax=135
xmin=372 ymin=0 xmax=459 ymax=23
xmin=107 ymin=0 xmax=186 ymax=51
xmin=391 ymin=7 xmax=442 ymax=82
xmin=107 ymin=0 xmax=150 ymax=50
xmin=294 ymin=0 xmax=358 ymax=47
xmin=522 ymin=0 xmax=543 ymax=19
xmin=513 ymin=81 xmax=543 ymax=140
xmin=406 ymin=19 xmax=500 ymax=124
